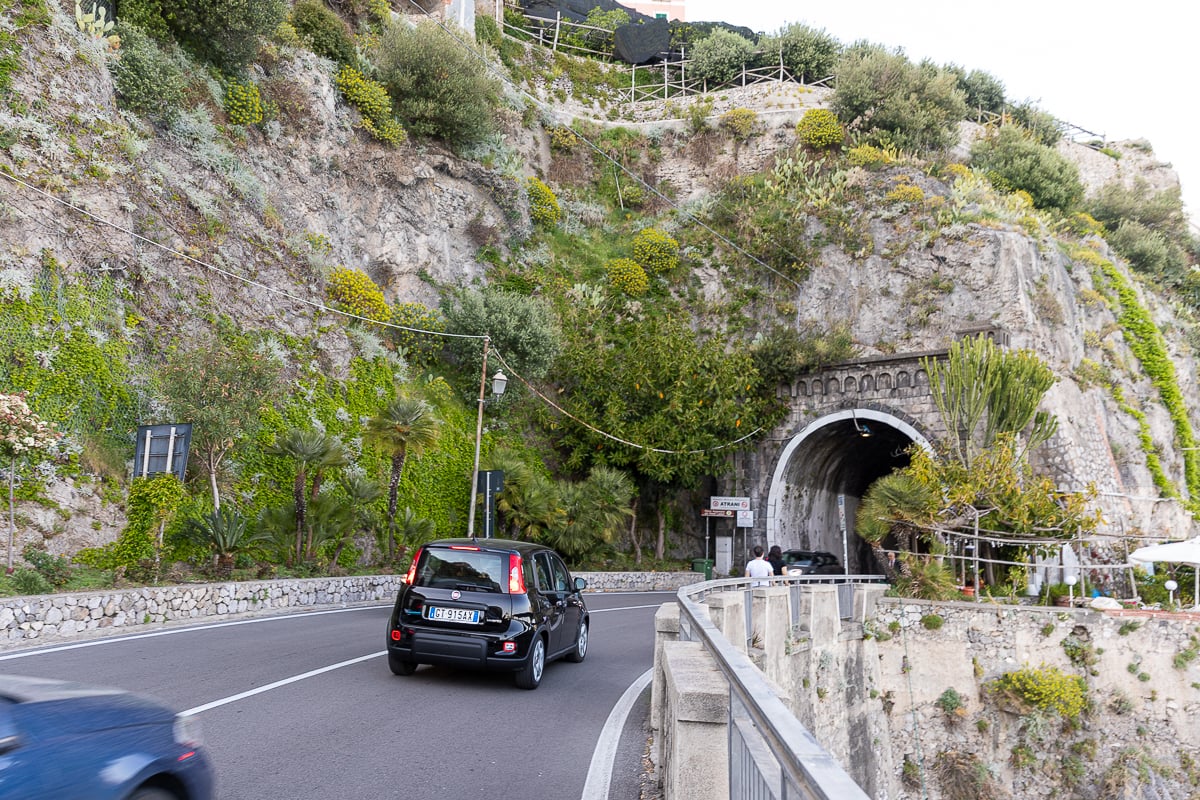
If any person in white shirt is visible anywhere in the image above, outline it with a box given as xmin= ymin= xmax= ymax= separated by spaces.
xmin=745 ymin=545 xmax=773 ymax=587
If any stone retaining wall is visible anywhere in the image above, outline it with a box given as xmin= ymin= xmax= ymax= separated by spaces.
xmin=0 ymin=571 xmax=698 ymax=648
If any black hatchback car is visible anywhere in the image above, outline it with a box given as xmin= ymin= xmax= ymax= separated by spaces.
xmin=387 ymin=539 xmax=589 ymax=689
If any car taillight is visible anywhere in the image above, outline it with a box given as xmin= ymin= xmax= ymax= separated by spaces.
xmin=508 ymin=553 xmax=525 ymax=593
xmin=449 ymin=544 xmax=481 ymax=551
xmin=404 ymin=547 xmax=423 ymax=584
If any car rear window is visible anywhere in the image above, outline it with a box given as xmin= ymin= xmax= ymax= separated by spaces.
xmin=414 ymin=547 xmax=508 ymax=593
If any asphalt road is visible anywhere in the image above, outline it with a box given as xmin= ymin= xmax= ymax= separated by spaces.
xmin=0 ymin=591 xmax=670 ymax=800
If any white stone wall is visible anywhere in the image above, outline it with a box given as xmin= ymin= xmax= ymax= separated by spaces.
xmin=0 ymin=571 xmax=699 ymax=648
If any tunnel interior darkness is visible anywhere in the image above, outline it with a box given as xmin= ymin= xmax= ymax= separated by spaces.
xmin=779 ymin=417 xmax=914 ymax=573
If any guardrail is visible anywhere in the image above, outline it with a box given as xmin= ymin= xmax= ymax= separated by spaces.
xmin=676 ymin=574 xmax=885 ymax=799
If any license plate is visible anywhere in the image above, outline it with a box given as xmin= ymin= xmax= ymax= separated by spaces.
xmin=427 ymin=606 xmax=480 ymax=624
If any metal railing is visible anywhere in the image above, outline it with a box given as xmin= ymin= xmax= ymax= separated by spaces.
xmin=676 ymin=575 xmax=884 ymax=799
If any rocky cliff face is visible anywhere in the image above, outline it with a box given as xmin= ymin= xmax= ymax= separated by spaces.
xmin=2 ymin=5 xmax=1197 ymax=560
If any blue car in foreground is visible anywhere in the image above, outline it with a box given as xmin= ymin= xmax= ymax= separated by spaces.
xmin=0 ymin=674 xmax=214 ymax=800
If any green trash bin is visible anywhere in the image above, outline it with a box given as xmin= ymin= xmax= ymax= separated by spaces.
xmin=691 ymin=558 xmax=714 ymax=580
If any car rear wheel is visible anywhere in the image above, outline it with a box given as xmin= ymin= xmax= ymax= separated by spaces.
xmin=130 ymin=788 xmax=179 ymax=800
xmin=388 ymin=653 xmax=418 ymax=676
xmin=515 ymin=635 xmax=545 ymax=689
xmin=565 ymin=619 xmax=588 ymax=663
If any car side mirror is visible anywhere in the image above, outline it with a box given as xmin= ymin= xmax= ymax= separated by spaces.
xmin=0 ymin=733 xmax=21 ymax=755
xmin=573 ymin=576 xmax=587 ymax=592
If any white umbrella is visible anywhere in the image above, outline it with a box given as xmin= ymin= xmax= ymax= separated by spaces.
xmin=1130 ymin=536 xmax=1200 ymax=609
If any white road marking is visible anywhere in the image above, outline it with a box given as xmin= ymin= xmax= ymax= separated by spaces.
xmin=182 ymin=651 xmax=384 ymax=716
xmin=589 ymin=604 xmax=664 ymax=613
xmin=580 ymin=668 xmax=653 ymax=800
xmin=0 ymin=605 xmax=389 ymax=661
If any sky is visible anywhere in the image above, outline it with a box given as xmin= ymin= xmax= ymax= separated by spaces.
xmin=685 ymin=0 xmax=1197 ymax=222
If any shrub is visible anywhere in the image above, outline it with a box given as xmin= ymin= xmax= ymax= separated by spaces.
xmin=719 ymin=107 xmax=757 ymax=140
xmin=162 ymin=0 xmax=287 ymax=69
xmin=548 ymin=126 xmax=579 ymax=152
xmin=936 ymin=687 xmax=964 ymax=714
xmin=796 ymin=108 xmax=843 ymax=149
xmin=990 ymin=665 xmax=1087 ymax=720
xmin=886 ymin=183 xmax=925 ymax=204
xmin=10 ymin=568 xmax=52 ymax=596
xmin=335 ymin=65 xmax=406 ymax=145
xmin=475 ymin=14 xmax=501 ymax=48
xmin=920 ymin=613 xmax=944 ymax=630
xmin=527 ymin=177 xmax=562 ymax=227
xmin=374 ymin=19 xmax=499 ymax=148
xmin=1108 ymin=220 xmax=1180 ymax=277
xmin=21 ymin=544 xmax=73 ymax=588
xmin=442 ymin=288 xmax=563 ymax=382
xmin=632 ymin=228 xmax=679 ymax=274
xmin=291 ymin=0 xmax=357 ymax=66
xmin=831 ymin=45 xmax=967 ymax=152
xmin=762 ymin=23 xmax=840 ymax=84
xmin=606 ymin=257 xmax=649 ymax=296
xmin=969 ymin=125 xmax=1083 ymax=211
xmin=1007 ymin=101 xmax=1061 ymax=146
xmin=690 ymin=28 xmax=755 ymax=85
xmin=223 ymin=79 xmax=263 ymax=125
xmin=115 ymin=0 xmax=172 ymax=40
xmin=327 ymin=266 xmax=390 ymax=322
xmin=111 ymin=23 xmax=187 ymax=120
xmin=846 ymin=143 xmax=893 ymax=169
xmin=389 ymin=301 xmax=445 ymax=366
xmin=947 ymin=65 xmax=1005 ymax=115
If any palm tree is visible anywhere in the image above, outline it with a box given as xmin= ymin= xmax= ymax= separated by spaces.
xmin=339 ymin=473 xmax=384 ymax=564
xmin=546 ymin=466 xmax=634 ymax=560
xmin=182 ymin=506 xmax=267 ymax=577
xmin=365 ymin=396 xmax=439 ymax=558
xmin=266 ymin=428 xmax=348 ymax=565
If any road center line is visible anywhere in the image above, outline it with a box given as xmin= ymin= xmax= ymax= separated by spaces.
xmin=0 ymin=605 xmax=389 ymax=661
xmin=589 ymin=603 xmax=664 ymax=613
xmin=580 ymin=667 xmax=652 ymax=800
xmin=183 ymin=651 xmax=385 ymax=716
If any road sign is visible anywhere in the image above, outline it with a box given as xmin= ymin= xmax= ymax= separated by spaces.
xmin=710 ymin=496 xmax=751 ymax=511
xmin=701 ymin=509 xmax=736 ymax=517
xmin=736 ymin=509 xmax=754 ymax=528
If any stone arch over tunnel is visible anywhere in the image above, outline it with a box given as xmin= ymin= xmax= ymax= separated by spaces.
xmin=765 ymin=409 xmax=933 ymax=574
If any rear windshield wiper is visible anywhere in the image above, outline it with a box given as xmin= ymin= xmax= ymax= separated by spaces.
xmin=453 ymin=582 xmax=500 ymax=593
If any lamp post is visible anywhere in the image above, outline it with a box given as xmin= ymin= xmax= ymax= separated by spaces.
xmin=1065 ymin=574 xmax=1077 ymax=606
xmin=1166 ymin=579 xmax=1178 ymax=608
xmin=467 ymin=337 xmax=507 ymax=539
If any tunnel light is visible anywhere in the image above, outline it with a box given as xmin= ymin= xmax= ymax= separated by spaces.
xmin=851 ymin=410 xmax=873 ymax=438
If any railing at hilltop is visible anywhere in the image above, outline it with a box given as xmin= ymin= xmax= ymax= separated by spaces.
xmin=676 ymin=574 xmax=884 ymax=799
xmin=499 ymin=9 xmax=827 ymax=103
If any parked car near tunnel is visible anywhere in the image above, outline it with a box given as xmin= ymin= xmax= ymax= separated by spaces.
xmin=386 ymin=538 xmax=589 ymax=689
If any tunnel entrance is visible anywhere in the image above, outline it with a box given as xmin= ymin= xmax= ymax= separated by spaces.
xmin=765 ymin=409 xmax=931 ymax=573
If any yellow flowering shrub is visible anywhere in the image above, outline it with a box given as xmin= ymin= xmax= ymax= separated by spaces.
xmin=990 ymin=665 xmax=1087 ymax=720
xmin=796 ymin=108 xmax=843 ymax=149
xmin=390 ymin=301 xmax=445 ymax=365
xmin=846 ymin=143 xmax=894 ymax=169
xmin=632 ymin=227 xmax=679 ymax=274
xmin=327 ymin=266 xmax=390 ymax=322
xmin=549 ymin=126 xmax=579 ymax=152
xmin=335 ymin=66 xmax=407 ymax=146
xmin=886 ymin=184 xmax=925 ymax=204
xmin=607 ymin=258 xmax=649 ymax=295
xmin=224 ymin=80 xmax=264 ymax=125
xmin=720 ymin=107 xmax=758 ymax=140
xmin=943 ymin=162 xmax=972 ymax=181
xmin=527 ymin=177 xmax=561 ymax=227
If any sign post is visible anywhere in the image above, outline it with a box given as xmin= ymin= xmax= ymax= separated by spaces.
xmin=838 ymin=494 xmax=848 ymax=573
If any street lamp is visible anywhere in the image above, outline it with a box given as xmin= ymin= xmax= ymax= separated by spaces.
xmin=467 ymin=336 xmax=507 ymax=540
xmin=1065 ymin=574 xmax=1077 ymax=606
xmin=1166 ymin=579 xmax=1178 ymax=607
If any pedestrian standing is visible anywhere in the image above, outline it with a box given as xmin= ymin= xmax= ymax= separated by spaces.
xmin=745 ymin=545 xmax=772 ymax=587
xmin=767 ymin=545 xmax=785 ymax=576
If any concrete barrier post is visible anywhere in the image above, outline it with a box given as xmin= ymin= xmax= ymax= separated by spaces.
xmin=662 ymin=640 xmax=730 ymax=800
xmin=652 ymin=602 xmax=680 ymax=734
xmin=752 ymin=586 xmax=792 ymax=685
xmin=796 ymin=584 xmax=839 ymax=644
xmin=706 ymin=591 xmax=746 ymax=653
